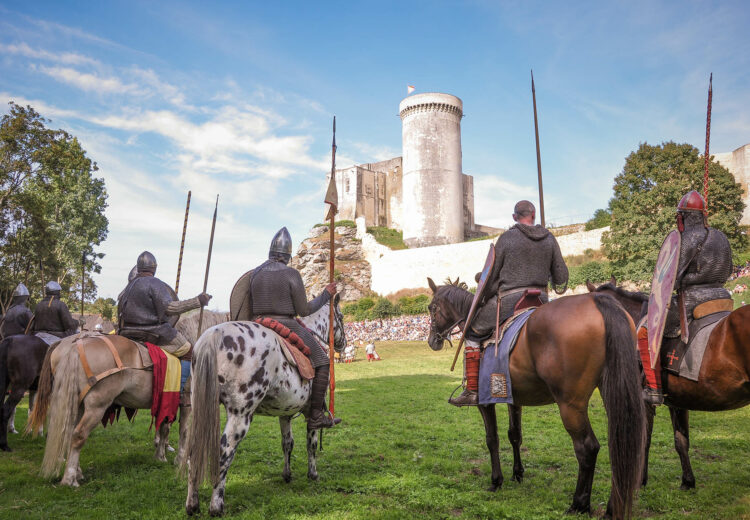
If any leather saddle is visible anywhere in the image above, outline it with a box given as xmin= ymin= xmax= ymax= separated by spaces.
xmin=514 ymin=289 xmax=544 ymax=313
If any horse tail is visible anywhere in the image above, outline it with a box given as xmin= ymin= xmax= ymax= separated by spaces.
xmin=0 ymin=337 xmax=9 ymax=397
xmin=182 ymin=326 xmax=222 ymax=487
xmin=593 ymin=293 xmax=646 ymax=519
xmin=25 ymin=343 xmax=57 ymax=437
xmin=39 ymin=341 xmax=81 ymax=478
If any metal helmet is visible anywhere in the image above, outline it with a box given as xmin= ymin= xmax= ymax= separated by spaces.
xmin=137 ymin=251 xmax=157 ymax=274
xmin=94 ymin=323 xmax=103 ymax=332
xmin=128 ymin=265 xmax=138 ymax=282
xmin=677 ymin=190 xmax=706 ymax=213
xmin=269 ymin=227 xmax=293 ymax=257
xmin=45 ymin=281 xmax=62 ymax=296
xmin=12 ymin=283 xmax=30 ymax=298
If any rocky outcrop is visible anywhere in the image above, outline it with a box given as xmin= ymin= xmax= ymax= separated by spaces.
xmin=290 ymin=225 xmax=372 ymax=301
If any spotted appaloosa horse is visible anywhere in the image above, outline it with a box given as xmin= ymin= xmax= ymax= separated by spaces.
xmin=183 ymin=296 xmax=346 ymax=517
xmin=588 ymin=278 xmax=750 ymax=490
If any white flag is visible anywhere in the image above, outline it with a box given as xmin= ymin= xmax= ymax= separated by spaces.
xmin=407 ymin=85 xmax=415 ymax=94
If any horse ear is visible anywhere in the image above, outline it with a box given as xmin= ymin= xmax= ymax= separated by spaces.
xmin=610 ymin=275 xmax=617 ymax=286
xmin=586 ymin=280 xmax=596 ymax=292
xmin=427 ymin=277 xmax=438 ymax=293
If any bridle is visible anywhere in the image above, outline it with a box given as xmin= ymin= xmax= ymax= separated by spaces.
xmin=429 ymin=295 xmax=465 ymax=348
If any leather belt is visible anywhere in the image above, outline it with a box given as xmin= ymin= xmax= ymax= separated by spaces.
xmin=498 ymin=286 xmax=548 ymax=299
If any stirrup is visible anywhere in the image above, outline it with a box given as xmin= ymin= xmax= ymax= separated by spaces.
xmin=449 ymin=387 xmax=478 ymax=407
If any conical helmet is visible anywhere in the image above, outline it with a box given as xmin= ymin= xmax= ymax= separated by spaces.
xmin=677 ymin=190 xmax=706 ymax=213
xmin=128 ymin=265 xmax=138 ymax=282
xmin=45 ymin=281 xmax=62 ymax=295
xmin=12 ymin=283 xmax=29 ymax=298
xmin=269 ymin=227 xmax=292 ymax=256
xmin=137 ymin=251 xmax=157 ymax=274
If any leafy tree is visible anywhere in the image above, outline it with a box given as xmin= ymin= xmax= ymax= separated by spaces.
xmin=370 ymin=297 xmax=396 ymax=319
xmin=0 ymin=102 xmax=108 ymax=307
xmin=92 ymin=297 xmax=117 ymax=321
xmin=603 ymin=142 xmax=746 ymax=282
xmin=585 ymin=209 xmax=611 ymax=230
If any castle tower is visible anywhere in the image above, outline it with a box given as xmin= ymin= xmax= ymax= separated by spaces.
xmin=399 ymin=93 xmax=464 ymax=247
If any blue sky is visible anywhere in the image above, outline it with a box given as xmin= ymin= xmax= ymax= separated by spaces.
xmin=1 ymin=1 xmax=749 ymax=307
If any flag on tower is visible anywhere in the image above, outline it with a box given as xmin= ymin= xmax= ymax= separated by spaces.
xmin=407 ymin=85 xmax=415 ymax=94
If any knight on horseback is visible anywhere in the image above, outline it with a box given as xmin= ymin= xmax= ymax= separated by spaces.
xmin=638 ymin=190 xmax=733 ymax=405
xmin=450 ymin=200 xmax=569 ymax=407
xmin=0 ymin=283 xmax=32 ymax=337
xmin=248 ymin=226 xmax=341 ymax=429
xmin=32 ymin=281 xmax=78 ymax=341
xmin=117 ymin=251 xmax=211 ymax=356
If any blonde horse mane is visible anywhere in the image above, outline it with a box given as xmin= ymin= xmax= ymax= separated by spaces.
xmin=176 ymin=310 xmax=230 ymax=344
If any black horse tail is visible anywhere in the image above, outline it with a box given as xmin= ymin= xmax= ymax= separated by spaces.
xmin=594 ymin=293 xmax=646 ymax=519
xmin=25 ymin=343 xmax=56 ymax=437
xmin=0 ymin=337 xmax=9 ymax=396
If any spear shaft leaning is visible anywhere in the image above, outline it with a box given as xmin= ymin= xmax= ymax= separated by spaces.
xmin=531 ymin=70 xmax=546 ymax=228
xmin=328 ymin=116 xmax=337 ymax=417
xmin=703 ymin=73 xmax=713 ymax=210
xmin=197 ymin=195 xmax=219 ymax=337
xmin=175 ymin=191 xmax=192 ymax=296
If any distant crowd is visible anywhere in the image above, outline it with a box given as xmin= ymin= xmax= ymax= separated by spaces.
xmin=344 ymin=315 xmax=436 ymax=342
xmin=731 ymin=261 xmax=750 ymax=281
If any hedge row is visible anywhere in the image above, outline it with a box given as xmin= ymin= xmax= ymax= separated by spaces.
xmin=342 ymin=294 xmax=429 ymax=320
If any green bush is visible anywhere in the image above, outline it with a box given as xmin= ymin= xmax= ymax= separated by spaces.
xmin=367 ymin=226 xmax=407 ymax=250
xmin=371 ymin=297 xmax=397 ymax=319
xmin=585 ymin=209 xmax=611 ymax=231
xmin=567 ymin=260 xmax=612 ymax=287
xmin=314 ymin=220 xmax=356 ymax=228
xmin=396 ymin=294 xmax=429 ymax=315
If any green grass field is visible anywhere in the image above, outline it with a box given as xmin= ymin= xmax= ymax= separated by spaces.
xmin=1 ymin=342 xmax=749 ymax=519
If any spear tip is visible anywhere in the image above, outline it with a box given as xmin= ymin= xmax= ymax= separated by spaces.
xmin=531 ymin=69 xmax=535 ymax=90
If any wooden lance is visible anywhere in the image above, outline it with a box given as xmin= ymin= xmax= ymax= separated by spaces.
xmin=175 ymin=190 xmax=192 ymax=296
xmin=531 ymin=70 xmax=546 ymax=228
xmin=197 ymin=195 xmax=219 ymax=337
xmin=324 ymin=116 xmax=339 ymax=417
xmin=703 ymin=73 xmax=713 ymax=210
xmin=81 ymin=250 xmax=87 ymax=321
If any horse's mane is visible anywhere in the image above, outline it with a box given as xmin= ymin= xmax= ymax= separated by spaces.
xmin=437 ymin=283 xmax=474 ymax=312
xmin=177 ymin=309 xmax=230 ymax=344
xmin=595 ymin=282 xmax=648 ymax=303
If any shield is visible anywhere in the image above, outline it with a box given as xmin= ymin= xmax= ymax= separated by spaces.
xmin=230 ymin=270 xmax=254 ymax=321
xmin=646 ymin=230 xmax=681 ymax=368
xmin=459 ymin=244 xmax=496 ymax=346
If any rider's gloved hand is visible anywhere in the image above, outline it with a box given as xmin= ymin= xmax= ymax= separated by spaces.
xmin=198 ymin=293 xmax=212 ymax=306
xmin=325 ymin=283 xmax=337 ymax=296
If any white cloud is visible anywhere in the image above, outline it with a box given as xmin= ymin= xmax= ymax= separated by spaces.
xmin=35 ymin=64 xmax=141 ymax=94
xmin=0 ymin=42 xmax=99 ymax=66
xmin=473 ymin=175 xmax=539 ymax=228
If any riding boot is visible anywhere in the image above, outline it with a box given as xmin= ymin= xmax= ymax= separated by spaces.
xmin=307 ymin=364 xmax=342 ymax=429
xmin=449 ymin=340 xmax=480 ymax=407
xmin=637 ymin=326 xmax=663 ymax=406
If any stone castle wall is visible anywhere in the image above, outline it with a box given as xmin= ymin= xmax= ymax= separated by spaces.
xmin=714 ymin=143 xmax=750 ymax=225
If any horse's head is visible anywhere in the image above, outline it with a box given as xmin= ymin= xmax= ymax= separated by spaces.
xmin=332 ymin=293 xmax=346 ymax=353
xmin=426 ymin=277 xmax=467 ymax=351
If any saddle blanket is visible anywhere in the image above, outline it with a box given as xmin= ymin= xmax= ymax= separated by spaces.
xmin=34 ymin=332 xmax=62 ymax=346
xmin=146 ymin=342 xmax=181 ymax=430
xmin=663 ymin=311 xmax=729 ymax=382
xmin=479 ymin=308 xmax=535 ymax=405
xmin=254 ymin=318 xmax=314 ymax=380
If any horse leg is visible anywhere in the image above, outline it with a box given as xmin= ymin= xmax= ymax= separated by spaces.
xmin=280 ymin=416 xmax=294 ymax=482
xmin=306 ymin=428 xmax=319 ymax=481
xmin=0 ymin=387 xmax=25 ymax=450
xmin=642 ymin=404 xmax=655 ymax=487
xmin=507 ymin=404 xmax=524 ymax=482
xmin=210 ymin=412 xmax=251 ymax=516
xmin=478 ymin=404 xmax=503 ymax=491
xmin=669 ymin=407 xmax=695 ymax=490
xmin=154 ymin=419 xmax=170 ymax=462
xmin=558 ymin=403 xmax=600 ymax=515
xmin=175 ymin=375 xmax=192 ymax=467
xmin=7 ymin=404 xmax=17 ymax=434
xmin=61 ymin=404 xmax=107 ymax=487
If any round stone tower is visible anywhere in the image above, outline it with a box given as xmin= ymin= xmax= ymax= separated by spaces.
xmin=399 ymin=92 xmax=464 ymax=247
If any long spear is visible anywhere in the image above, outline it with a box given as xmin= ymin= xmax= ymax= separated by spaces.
xmin=531 ymin=70 xmax=546 ymax=228
xmin=324 ymin=116 xmax=338 ymax=417
xmin=197 ymin=195 xmax=219 ymax=337
xmin=175 ymin=190 xmax=192 ymax=296
xmin=81 ymin=251 xmax=86 ymax=321
xmin=703 ymin=73 xmax=713 ymax=210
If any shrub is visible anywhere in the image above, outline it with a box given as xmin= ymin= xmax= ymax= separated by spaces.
xmin=367 ymin=226 xmax=407 ymax=250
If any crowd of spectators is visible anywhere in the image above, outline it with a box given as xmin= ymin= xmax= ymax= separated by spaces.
xmin=345 ymin=314 xmax=434 ymax=342
xmin=730 ymin=261 xmax=750 ymax=281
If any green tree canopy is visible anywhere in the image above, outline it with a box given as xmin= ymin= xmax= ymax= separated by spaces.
xmin=603 ymin=141 xmax=746 ymax=282
xmin=584 ymin=208 xmax=611 ymax=230
xmin=0 ymin=102 xmax=108 ymax=309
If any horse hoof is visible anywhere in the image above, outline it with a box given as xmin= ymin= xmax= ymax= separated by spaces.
xmin=9 ymin=428 xmax=18 ymax=434
xmin=186 ymin=504 xmax=200 ymax=516
xmin=565 ymin=505 xmax=589 ymax=515
xmin=680 ymin=481 xmax=696 ymax=491
xmin=307 ymin=472 xmax=319 ymax=482
xmin=282 ymin=473 xmax=292 ymax=483
xmin=209 ymin=507 xmax=224 ymax=517
xmin=511 ymin=473 xmax=523 ymax=483
xmin=1 ymin=445 xmax=12 ymax=452
xmin=486 ymin=482 xmax=502 ymax=492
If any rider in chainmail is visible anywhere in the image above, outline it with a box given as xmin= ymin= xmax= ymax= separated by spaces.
xmin=639 ymin=191 xmax=733 ymax=406
xmin=33 ymin=281 xmax=79 ymax=339
xmin=249 ymin=227 xmax=341 ymax=429
xmin=450 ymin=200 xmax=569 ymax=407
xmin=118 ymin=251 xmax=211 ymax=357
xmin=1 ymin=283 xmax=32 ymax=337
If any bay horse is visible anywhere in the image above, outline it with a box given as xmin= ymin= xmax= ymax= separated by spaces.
xmin=26 ymin=310 xmax=228 ymax=486
xmin=427 ymin=278 xmax=646 ymax=519
xmin=588 ymin=278 xmax=750 ymax=490
xmin=183 ymin=296 xmax=346 ymax=517
xmin=0 ymin=334 xmax=49 ymax=450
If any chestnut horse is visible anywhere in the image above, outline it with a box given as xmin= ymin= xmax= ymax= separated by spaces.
xmin=427 ymin=279 xmax=646 ymax=519
xmin=588 ymin=278 xmax=750 ymax=490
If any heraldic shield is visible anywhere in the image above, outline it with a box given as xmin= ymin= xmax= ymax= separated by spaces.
xmin=230 ymin=270 xmax=254 ymax=321
xmin=459 ymin=244 xmax=496 ymax=346
xmin=646 ymin=230 xmax=681 ymax=368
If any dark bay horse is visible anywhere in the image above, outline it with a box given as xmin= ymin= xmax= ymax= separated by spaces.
xmin=588 ymin=278 xmax=750 ymax=490
xmin=0 ymin=334 xmax=49 ymax=451
xmin=427 ymin=279 xmax=646 ymax=519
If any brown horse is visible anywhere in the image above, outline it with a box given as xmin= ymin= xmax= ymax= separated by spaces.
xmin=0 ymin=334 xmax=49 ymax=450
xmin=427 ymin=279 xmax=646 ymax=519
xmin=26 ymin=310 xmax=228 ymax=486
xmin=588 ymin=278 xmax=750 ymax=490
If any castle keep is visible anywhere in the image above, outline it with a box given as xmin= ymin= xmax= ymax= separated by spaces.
xmin=330 ymin=93 xmax=498 ymax=247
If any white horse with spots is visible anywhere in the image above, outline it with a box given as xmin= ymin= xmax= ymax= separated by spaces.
xmin=183 ymin=296 xmax=346 ymax=516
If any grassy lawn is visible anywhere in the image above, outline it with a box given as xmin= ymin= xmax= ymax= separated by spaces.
xmin=1 ymin=341 xmax=749 ymax=519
